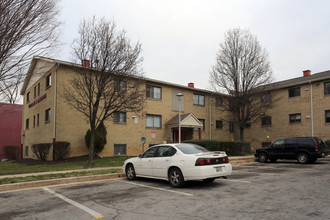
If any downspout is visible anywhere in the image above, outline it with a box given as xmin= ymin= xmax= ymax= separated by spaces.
xmin=52 ymin=63 xmax=59 ymax=160
xmin=309 ymin=81 xmax=314 ymax=137
xmin=209 ymin=98 xmax=212 ymax=140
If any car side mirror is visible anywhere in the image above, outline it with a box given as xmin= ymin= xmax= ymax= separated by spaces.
xmin=138 ymin=154 xmax=142 ymax=158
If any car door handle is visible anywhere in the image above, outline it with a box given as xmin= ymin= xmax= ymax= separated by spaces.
xmin=165 ymin=159 xmax=169 ymax=162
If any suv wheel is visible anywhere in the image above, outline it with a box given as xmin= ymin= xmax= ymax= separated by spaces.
xmin=297 ymin=153 xmax=309 ymax=164
xmin=258 ymin=152 xmax=268 ymax=163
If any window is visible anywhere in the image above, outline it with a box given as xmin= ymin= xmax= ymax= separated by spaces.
xmin=45 ymin=108 xmax=51 ymax=122
xmin=33 ymin=115 xmax=36 ymax=128
xmin=193 ymin=94 xmax=205 ymax=106
xmin=229 ymin=122 xmax=234 ymax=133
xmin=26 ymin=118 xmax=29 ymax=129
xmin=198 ymin=119 xmax=205 ymax=130
xmin=115 ymin=80 xmax=127 ymax=92
xmin=27 ymin=92 xmax=30 ymax=103
xmin=37 ymin=114 xmax=39 ymax=126
xmin=216 ymin=120 xmax=223 ymax=129
xmin=261 ymin=116 xmax=272 ymax=126
xmin=325 ymin=82 xmax=330 ymax=95
xmin=325 ymin=110 xmax=330 ymax=123
xmin=34 ymin=86 xmax=36 ymax=98
xmin=25 ymin=146 xmax=29 ymax=156
xmin=289 ymin=113 xmax=301 ymax=123
xmin=142 ymin=146 xmax=158 ymax=158
xmin=156 ymin=146 xmax=176 ymax=157
xmin=146 ymin=85 xmax=162 ymax=99
xmin=146 ymin=114 xmax=161 ymax=128
xmin=261 ymin=93 xmax=271 ymax=102
xmin=113 ymin=111 xmax=126 ymax=123
xmin=46 ymin=74 xmax=51 ymax=88
xmin=288 ymin=87 xmax=300 ymax=98
xmin=273 ymin=139 xmax=284 ymax=147
xmin=37 ymin=83 xmax=40 ymax=96
xmin=216 ymin=97 xmax=223 ymax=107
xmin=114 ymin=144 xmax=127 ymax=155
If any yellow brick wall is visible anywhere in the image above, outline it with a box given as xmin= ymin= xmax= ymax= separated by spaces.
xmin=22 ymin=60 xmax=330 ymax=158
xmin=244 ymin=81 xmax=330 ymax=150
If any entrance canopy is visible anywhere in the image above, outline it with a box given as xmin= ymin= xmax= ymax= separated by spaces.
xmin=166 ymin=113 xmax=203 ymax=128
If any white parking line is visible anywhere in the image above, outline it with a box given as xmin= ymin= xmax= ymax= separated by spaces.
xmin=43 ymin=187 xmax=103 ymax=219
xmin=219 ymin=179 xmax=252 ymax=184
xmin=119 ymin=180 xmax=195 ymax=197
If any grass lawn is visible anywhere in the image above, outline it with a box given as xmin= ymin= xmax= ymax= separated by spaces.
xmin=0 ymin=169 xmax=122 ymax=185
xmin=0 ymin=156 xmax=131 ymax=176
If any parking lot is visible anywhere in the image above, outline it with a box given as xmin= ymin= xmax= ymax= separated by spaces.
xmin=1 ymin=157 xmax=330 ymax=220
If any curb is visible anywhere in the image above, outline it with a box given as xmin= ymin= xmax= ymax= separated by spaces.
xmin=0 ymin=173 xmax=125 ymax=192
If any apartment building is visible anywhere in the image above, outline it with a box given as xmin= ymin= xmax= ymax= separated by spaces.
xmin=20 ymin=57 xmax=330 ymax=159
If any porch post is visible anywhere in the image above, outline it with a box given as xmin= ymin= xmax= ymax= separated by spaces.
xmin=199 ymin=128 xmax=201 ymax=140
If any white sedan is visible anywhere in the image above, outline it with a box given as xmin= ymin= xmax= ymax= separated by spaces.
xmin=123 ymin=143 xmax=232 ymax=187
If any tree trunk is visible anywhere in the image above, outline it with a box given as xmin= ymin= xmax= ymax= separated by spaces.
xmin=239 ymin=127 xmax=244 ymax=141
xmin=88 ymin=130 xmax=95 ymax=165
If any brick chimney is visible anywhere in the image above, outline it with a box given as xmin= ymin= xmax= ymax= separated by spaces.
xmin=82 ymin=59 xmax=90 ymax=67
xmin=303 ymin=70 xmax=311 ymax=77
xmin=188 ymin=83 xmax=194 ymax=88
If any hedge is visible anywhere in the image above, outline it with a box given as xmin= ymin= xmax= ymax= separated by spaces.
xmin=3 ymin=145 xmax=20 ymax=159
xmin=31 ymin=143 xmax=52 ymax=161
xmin=183 ymin=140 xmax=251 ymax=156
xmin=53 ymin=141 xmax=71 ymax=161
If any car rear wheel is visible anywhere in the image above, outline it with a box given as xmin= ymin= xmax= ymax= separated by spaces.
xmin=258 ymin=152 xmax=268 ymax=163
xmin=297 ymin=153 xmax=309 ymax=164
xmin=126 ymin=164 xmax=136 ymax=180
xmin=169 ymin=168 xmax=184 ymax=188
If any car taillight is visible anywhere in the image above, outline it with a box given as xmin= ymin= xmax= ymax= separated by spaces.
xmin=195 ymin=157 xmax=229 ymax=166
xmin=315 ymin=146 xmax=319 ymax=151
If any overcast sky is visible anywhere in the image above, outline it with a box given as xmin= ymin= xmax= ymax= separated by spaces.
xmin=57 ymin=0 xmax=330 ymax=90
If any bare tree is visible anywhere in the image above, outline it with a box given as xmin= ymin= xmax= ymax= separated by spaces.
xmin=0 ymin=0 xmax=61 ymax=99
xmin=210 ymin=28 xmax=273 ymax=141
xmin=0 ymin=71 xmax=24 ymax=104
xmin=64 ymin=17 xmax=145 ymax=164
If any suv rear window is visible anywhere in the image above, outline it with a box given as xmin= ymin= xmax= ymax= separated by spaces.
xmin=295 ymin=138 xmax=315 ymax=146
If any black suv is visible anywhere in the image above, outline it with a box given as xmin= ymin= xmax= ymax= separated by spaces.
xmin=255 ymin=137 xmax=328 ymax=164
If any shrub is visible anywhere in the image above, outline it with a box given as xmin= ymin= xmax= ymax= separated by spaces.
xmin=3 ymin=145 xmax=20 ymax=159
xmin=53 ymin=141 xmax=71 ymax=161
xmin=183 ymin=140 xmax=251 ymax=156
xmin=31 ymin=143 xmax=52 ymax=161
xmin=85 ymin=122 xmax=107 ymax=156
xmin=325 ymin=140 xmax=330 ymax=147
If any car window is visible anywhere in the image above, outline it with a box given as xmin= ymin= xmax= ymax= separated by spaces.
xmin=273 ymin=139 xmax=284 ymax=147
xmin=156 ymin=146 xmax=177 ymax=157
xmin=176 ymin=144 xmax=209 ymax=154
xmin=142 ymin=147 xmax=158 ymax=158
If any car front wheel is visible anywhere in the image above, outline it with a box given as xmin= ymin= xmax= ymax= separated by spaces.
xmin=258 ymin=152 xmax=268 ymax=163
xmin=297 ymin=153 xmax=309 ymax=164
xmin=169 ymin=168 xmax=184 ymax=188
xmin=126 ymin=164 xmax=136 ymax=180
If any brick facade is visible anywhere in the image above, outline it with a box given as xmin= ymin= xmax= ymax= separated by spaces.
xmin=20 ymin=57 xmax=330 ymax=159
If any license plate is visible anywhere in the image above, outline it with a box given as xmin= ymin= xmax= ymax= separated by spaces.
xmin=215 ymin=166 xmax=222 ymax=172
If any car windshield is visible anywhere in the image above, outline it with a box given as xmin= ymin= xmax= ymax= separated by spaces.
xmin=175 ymin=144 xmax=209 ymax=154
